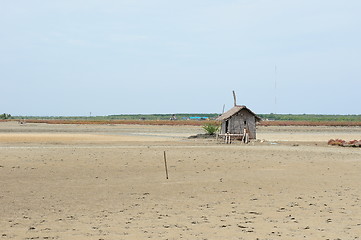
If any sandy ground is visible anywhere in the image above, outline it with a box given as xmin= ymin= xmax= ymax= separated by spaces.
xmin=1 ymin=122 xmax=361 ymax=240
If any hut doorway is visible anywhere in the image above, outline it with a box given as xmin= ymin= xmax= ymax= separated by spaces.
xmin=225 ymin=120 xmax=229 ymax=133
xmin=244 ymin=120 xmax=251 ymax=133
xmin=244 ymin=120 xmax=248 ymax=131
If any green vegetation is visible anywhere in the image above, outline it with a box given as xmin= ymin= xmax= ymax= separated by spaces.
xmin=8 ymin=113 xmax=361 ymax=122
xmin=0 ymin=113 xmax=12 ymax=119
xmin=13 ymin=113 xmax=220 ymax=121
xmin=258 ymin=114 xmax=361 ymax=122
xmin=202 ymin=123 xmax=220 ymax=135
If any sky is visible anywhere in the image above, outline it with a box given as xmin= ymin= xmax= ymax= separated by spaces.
xmin=1 ymin=0 xmax=360 ymax=116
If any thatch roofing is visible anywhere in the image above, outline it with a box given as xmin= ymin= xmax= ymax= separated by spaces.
xmin=216 ymin=105 xmax=261 ymax=121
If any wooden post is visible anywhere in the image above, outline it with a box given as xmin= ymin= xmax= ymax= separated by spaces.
xmin=242 ymin=128 xmax=249 ymax=144
xmin=163 ymin=151 xmax=169 ymax=179
xmin=225 ymin=133 xmax=231 ymax=144
xmin=233 ymin=90 xmax=237 ymax=106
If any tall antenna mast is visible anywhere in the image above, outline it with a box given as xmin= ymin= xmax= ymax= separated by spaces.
xmin=274 ymin=65 xmax=277 ymax=114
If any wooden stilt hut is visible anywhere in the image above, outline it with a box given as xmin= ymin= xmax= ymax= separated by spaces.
xmin=217 ymin=105 xmax=261 ymax=141
xmin=217 ymin=91 xmax=261 ymax=143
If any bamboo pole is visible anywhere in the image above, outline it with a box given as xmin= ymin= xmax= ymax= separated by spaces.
xmin=233 ymin=90 xmax=237 ymax=106
xmin=163 ymin=151 xmax=169 ymax=179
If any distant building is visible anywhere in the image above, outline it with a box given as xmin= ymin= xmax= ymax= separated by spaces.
xmin=189 ymin=117 xmax=209 ymax=120
xmin=217 ymin=105 xmax=261 ymax=140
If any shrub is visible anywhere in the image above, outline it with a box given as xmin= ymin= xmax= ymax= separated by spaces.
xmin=202 ymin=123 xmax=220 ymax=135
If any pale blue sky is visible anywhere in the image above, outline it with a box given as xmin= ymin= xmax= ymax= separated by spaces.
xmin=1 ymin=0 xmax=360 ymax=116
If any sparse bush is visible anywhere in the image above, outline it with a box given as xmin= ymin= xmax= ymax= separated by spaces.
xmin=202 ymin=123 xmax=220 ymax=135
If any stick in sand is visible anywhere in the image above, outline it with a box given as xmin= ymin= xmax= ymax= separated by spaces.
xmin=163 ymin=151 xmax=169 ymax=179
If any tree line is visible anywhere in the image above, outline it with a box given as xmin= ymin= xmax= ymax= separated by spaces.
xmin=0 ymin=113 xmax=11 ymax=119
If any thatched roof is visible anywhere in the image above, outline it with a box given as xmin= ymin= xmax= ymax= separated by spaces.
xmin=216 ymin=105 xmax=261 ymax=121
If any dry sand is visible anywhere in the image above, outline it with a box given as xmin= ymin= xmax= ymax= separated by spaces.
xmin=1 ymin=121 xmax=361 ymax=239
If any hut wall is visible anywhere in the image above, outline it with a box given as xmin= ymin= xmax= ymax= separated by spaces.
xmin=228 ymin=115 xmax=242 ymax=134
xmin=220 ymin=121 xmax=227 ymax=134
xmin=241 ymin=110 xmax=256 ymax=139
xmin=246 ymin=115 xmax=256 ymax=139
